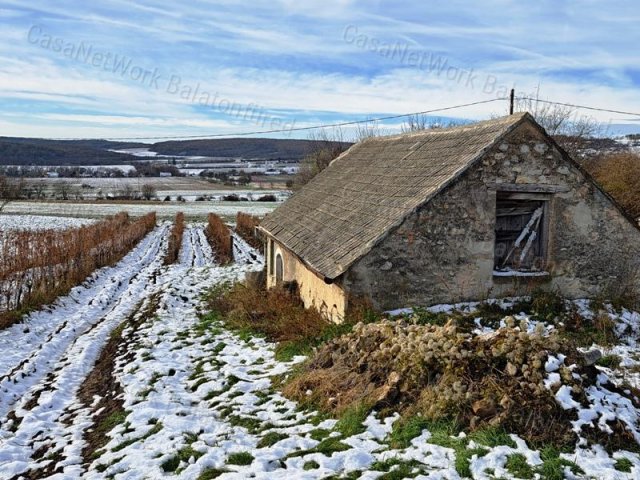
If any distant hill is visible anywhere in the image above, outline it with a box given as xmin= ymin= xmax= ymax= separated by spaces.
xmin=0 ymin=137 xmax=142 ymax=166
xmin=150 ymin=138 xmax=352 ymax=161
xmin=0 ymin=137 xmax=352 ymax=166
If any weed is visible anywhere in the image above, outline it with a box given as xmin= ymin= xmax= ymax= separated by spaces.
xmin=597 ymin=355 xmax=622 ymax=369
xmin=226 ymin=451 xmax=254 ymax=465
xmin=614 ymin=457 xmax=633 ymax=472
xmin=505 ymin=453 xmax=534 ymax=479
xmin=303 ymin=460 xmax=320 ymax=470
xmin=257 ymin=431 xmax=288 ymax=448
xmin=388 ymin=416 xmax=431 ymax=449
xmin=335 ymin=403 xmax=370 ymax=437
xmin=197 ymin=468 xmax=229 ymax=479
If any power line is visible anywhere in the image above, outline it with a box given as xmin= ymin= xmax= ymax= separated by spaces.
xmin=48 ymin=98 xmax=506 ymax=141
xmin=25 ymin=95 xmax=640 ymax=143
xmin=515 ymin=96 xmax=640 ymax=118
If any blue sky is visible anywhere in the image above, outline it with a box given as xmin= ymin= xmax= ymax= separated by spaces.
xmin=0 ymin=0 xmax=638 ymax=140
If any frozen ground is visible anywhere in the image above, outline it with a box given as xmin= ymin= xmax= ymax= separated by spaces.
xmin=0 ymin=227 xmax=638 ymax=478
xmin=0 ymin=214 xmax=96 ymax=231
xmin=1 ymin=201 xmax=277 ymax=220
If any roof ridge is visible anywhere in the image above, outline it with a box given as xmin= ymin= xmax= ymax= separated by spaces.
xmin=360 ymin=112 xmax=530 ymax=143
xmin=260 ymin=112 xmax=535 ymax=280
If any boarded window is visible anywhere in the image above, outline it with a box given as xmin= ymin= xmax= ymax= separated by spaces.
xmin=275 ymin=254 xmax=284 ymax=284
xmin=494 ymin=195 xmax=547 ymax=271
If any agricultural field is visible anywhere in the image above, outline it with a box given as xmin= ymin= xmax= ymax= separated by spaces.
xmin=1 ymin=201 xmax=278 ymax=221
xmin=0 ymin=215 xmax=638 ymax=480
xmin=20 ymin=177 xmax=288 ymax=202
xmin=0 ymin=214 xmax=96 ymax=231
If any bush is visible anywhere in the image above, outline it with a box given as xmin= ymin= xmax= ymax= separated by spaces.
xmin=223 ymin=194 xmax=240 ymax=202
xmin=235 ymin=212 xmax=261 ymax=250
xmin=256 ymin=194 xmax=277 ymax=202
xmin=0 ymin=212 xmax=156 ymax=328
xmin=206 ymin=283 xmax=328 ymax=344
xmin=204 ymin=213 xmax=233 ymax=264
xmin=164 ymin=212 xmax=185 ymax=265
xmin=204 ymin=283 xmax=378 ymax=360
xmin=585 ymin=152 xmax=640 ymax=219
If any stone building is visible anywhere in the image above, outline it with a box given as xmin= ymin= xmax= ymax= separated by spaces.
xmin=258 ymin=113 xmax=640 ymax=322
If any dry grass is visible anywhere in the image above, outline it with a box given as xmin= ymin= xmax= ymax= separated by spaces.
xmin=206 ymin=283 xmax=329 ymax=343
xmin=204 ymin=283 xmax=376 ymax=360
xmin=0 ymin=212 xmax=156 ymax=329
xmin=205 ymin=213 xmax=233 ymax=264
xmin=164 ymin=212 xmax=185 ymax=265
xmin=585 ymin=152 xmax=640 ymax=219
xmin=235 ymin=212 xmax=261 ymax=250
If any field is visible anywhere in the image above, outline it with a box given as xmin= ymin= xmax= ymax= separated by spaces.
xmin=0 ymin=215 xmax=638 ymax=479
xmin=0 ymin=214 xmax=95 ymax=231
xmin=1 ymin=201 xmax=277 ymax=221
xmin=21 ymin=177 xmax=288 ymax=201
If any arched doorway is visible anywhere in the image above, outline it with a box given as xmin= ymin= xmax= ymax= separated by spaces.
xmin=275 ymin=254 xmax=284 ymax=284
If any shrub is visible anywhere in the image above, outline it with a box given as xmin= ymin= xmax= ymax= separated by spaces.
xmin=206 ymin=283 xmax=328 ymax=344
xmin=204 ymin=283 xmax=378 ymax=360
xmin=256 ymin=194 xmax=277 ymax=202
xmin=164 ymin=212 xmax=185 ymax=265
xmin=0 ymin=212 xmax=156 ymax=328
xmin=204 ymin=213 xmax=233 ymax=264
xmin=235 ymin=212 xmax=261 ymax=250
xmin=585 ymin=152 xmax=640 ymax=219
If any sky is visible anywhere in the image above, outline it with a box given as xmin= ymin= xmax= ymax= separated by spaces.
xmin=0 ymin=0 xmax=639 ymax=141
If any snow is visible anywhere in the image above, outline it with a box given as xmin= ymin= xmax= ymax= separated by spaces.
xmin=545 ymin=354 xmax=566 ymax=372
xmin=0 ymin=214 xmax=96 ymax=231
xmin=2 ymin=201 xmax=276 ymax=220
xmin=1 ymin=237 xmax=640 ymax=479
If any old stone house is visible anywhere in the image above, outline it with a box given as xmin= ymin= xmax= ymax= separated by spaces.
xmin=258 ymin=113 xmax=640 ymax=322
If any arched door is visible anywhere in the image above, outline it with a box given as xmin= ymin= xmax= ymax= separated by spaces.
xmin=275 ymin=254 xmax=284 ymax=284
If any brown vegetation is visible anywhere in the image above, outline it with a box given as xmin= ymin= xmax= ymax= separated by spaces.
xmin=235 ymin=212 xmax=261 ymax=250
xmin=205 ymin=213 xmax=233 ymax=264
xmin=207 ymin=283 xmax=328 ymax=343
xmin=584 ymin=152 xmax=640 ymax=220
xmin=0 ymin=212 xmax=156 ymax=329
xmin=164 ymin=212 xmax=185 ymax=265
xmin=283 ymin=317 xmax=623 ymax=447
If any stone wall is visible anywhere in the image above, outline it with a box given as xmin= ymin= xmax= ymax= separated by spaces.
xmin=343 ymin=121 xmax=640 ymax=311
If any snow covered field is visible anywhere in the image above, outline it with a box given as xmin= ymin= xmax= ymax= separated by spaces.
xmin=1 ymin=201 xmax=277 ymax=220
xmin=0 ymin=214 xmax=96 ymax=231
xmin=0 ymin=226 xmax=638 ymax=479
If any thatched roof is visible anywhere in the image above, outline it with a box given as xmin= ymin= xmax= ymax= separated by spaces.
xmin=260 ymin=112 xmax=533 ymax=280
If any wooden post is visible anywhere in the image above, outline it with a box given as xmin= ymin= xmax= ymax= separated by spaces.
xmin=509 ymin=88 xmax=515 ymax=115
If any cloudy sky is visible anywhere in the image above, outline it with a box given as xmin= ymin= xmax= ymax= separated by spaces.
xmin=0 ymin=0 xmax=639 ymax=140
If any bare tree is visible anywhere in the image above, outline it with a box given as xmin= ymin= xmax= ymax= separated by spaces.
xmin=293 ymin=120 xmax=392 ymax=189
xmin=53 ymin=181 xmax=71 ymax=200
xmin=0 ymin=176 xmax=24 ymax=212
xmin=120 ymin=183 xmax=136 ymax=200
xmin=141 ymin=183 xmax=157 ymax=201
xmin=293 ymin=128 xmax=350 ymax=190
xmin=514 ymin=90 xmax=603 ymax=160
xmin=401 ymin=114 xmax=463 ymax=133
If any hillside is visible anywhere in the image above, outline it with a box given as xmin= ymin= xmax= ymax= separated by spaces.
xmin=0 ymin=137 xmax=353 ymax=166
xmin=150 ymin=138 xmax=352 ymax=160
xmin=0 ymin=138 xmax=141 ymax=166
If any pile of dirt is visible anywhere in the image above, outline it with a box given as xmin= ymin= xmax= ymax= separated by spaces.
xmin=284 ymin=317 xmax=637 ymax=447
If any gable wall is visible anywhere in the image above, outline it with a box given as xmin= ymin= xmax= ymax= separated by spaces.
xmin=265 ymin=238 xmax=347 ymax=322
xmin=343 ymin=122 xmax=640 ymax=310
